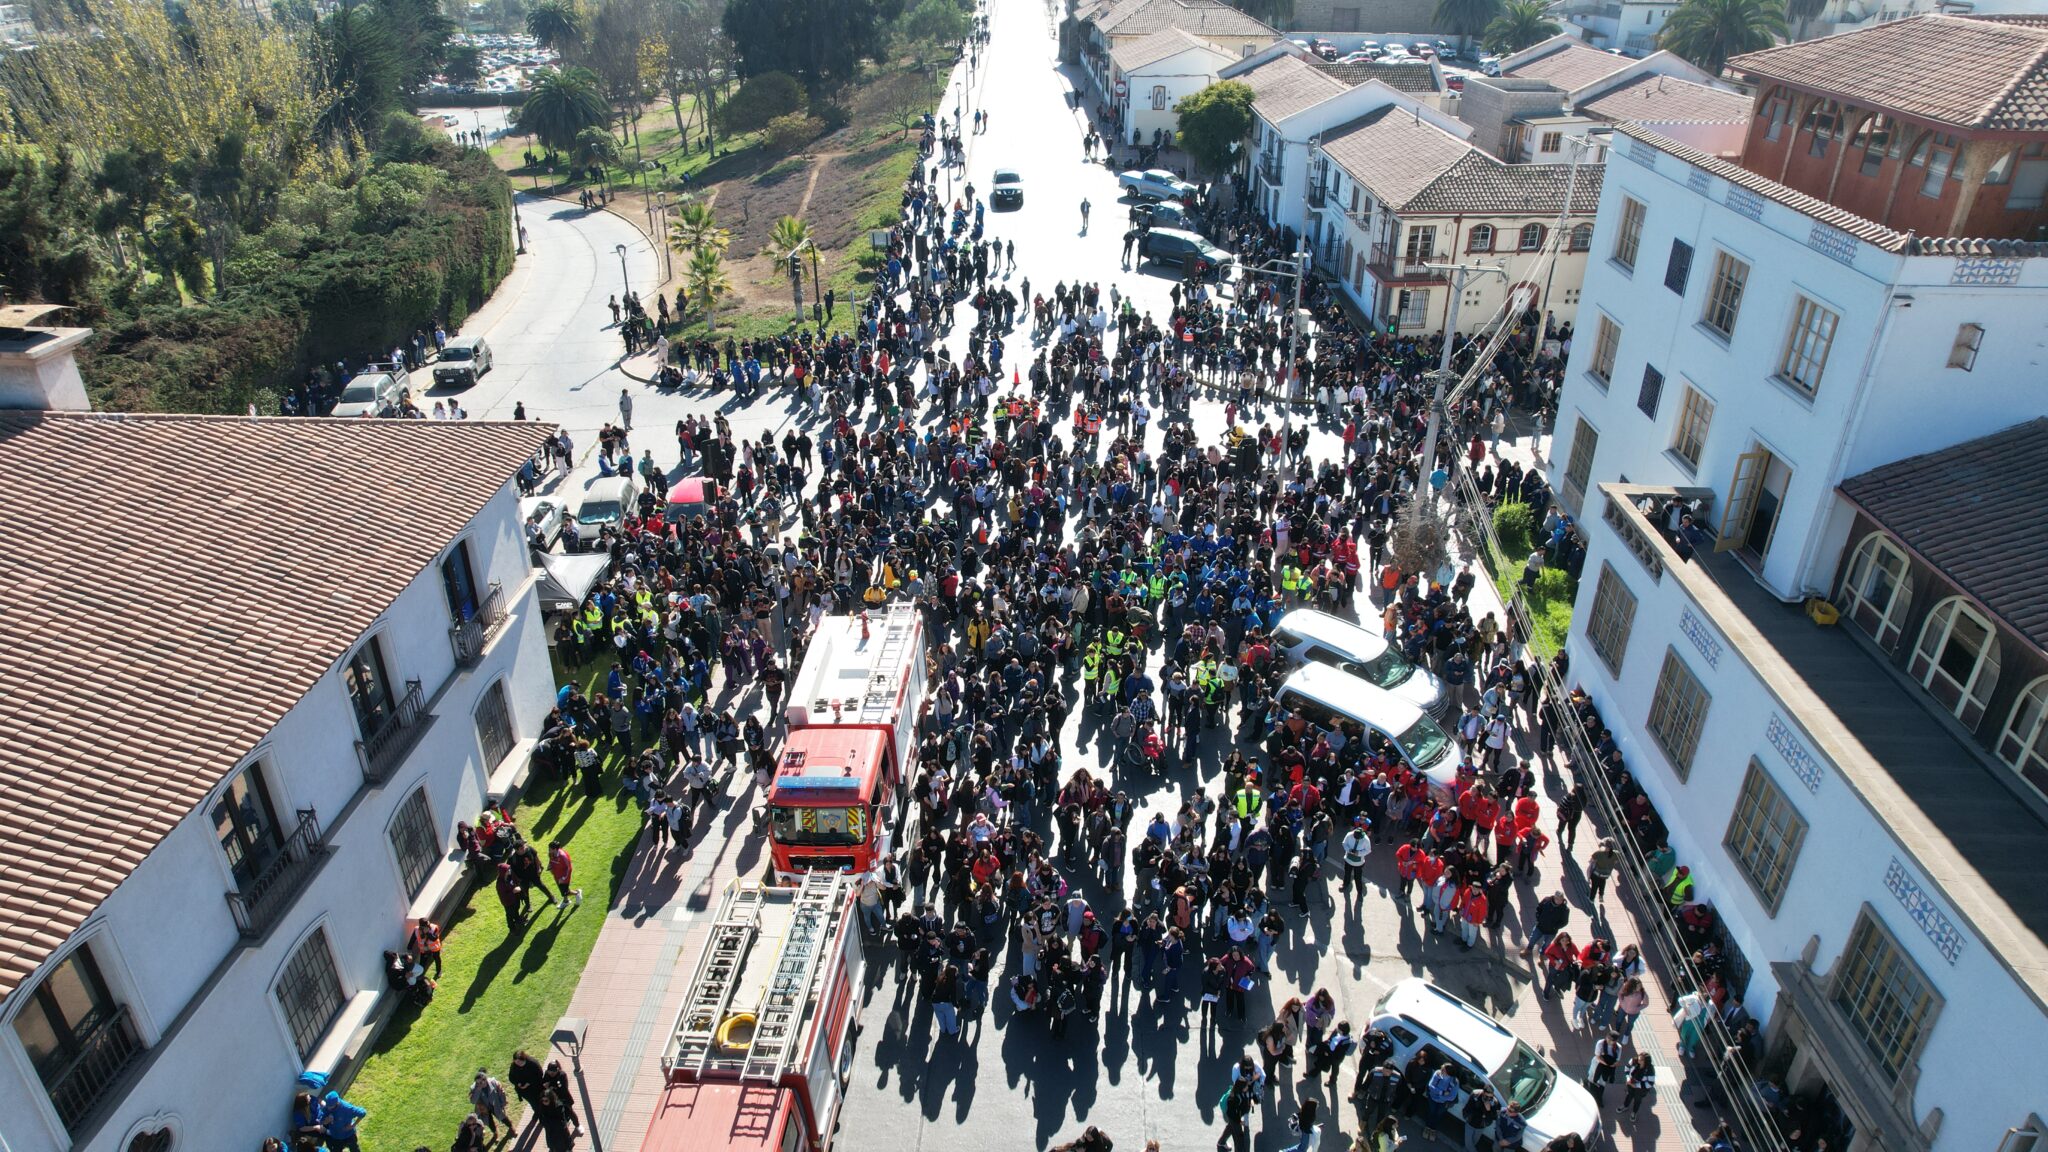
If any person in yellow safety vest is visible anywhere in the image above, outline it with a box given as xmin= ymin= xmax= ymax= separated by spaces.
xmin=571 ymin=616 xmax=593 ymax=649
xmin=1234 ymin=787 xmax=1263 ymax=819
xmin=581 ymin=602 xmax=604 ymax=639
xmin=1103 ymin=628 xmax=1127 ymax=659
xmin=1101 ymin=664 xmax=1122 ymax=700
xmin=635 ymin=587 xmax=654 ymax=614
xmin=1280 ymin=564 xmax=1304 ymax=599
xmin=1664 ymin=865 xmax=1695 ymax=907
xmin=1147 ymin=571 xmax=1166 ymax=602
xmin=1082 ymin=643 xmax=1104 ymax=686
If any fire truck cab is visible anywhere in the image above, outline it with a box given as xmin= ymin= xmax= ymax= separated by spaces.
xmin=769 ymin=604 xmax=926 ymax=878
xmin=643 ymin=874 xmax=864 ymax=1152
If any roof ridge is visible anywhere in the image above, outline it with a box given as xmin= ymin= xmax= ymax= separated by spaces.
xmin=1978 ymin=34 xmax=2048 ymax=130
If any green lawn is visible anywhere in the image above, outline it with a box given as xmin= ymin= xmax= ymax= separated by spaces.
xmin=1477 ymin=501 xmax=1576 ymax=660
xmin=345 ymin=654 xmax=647 ymax=1150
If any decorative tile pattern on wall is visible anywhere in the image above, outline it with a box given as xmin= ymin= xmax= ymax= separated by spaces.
xmin=1629 ymin=139 xmax=1659 ymax=168
xmin=1727 ymin=187 xmax=1765 ymax=221
xmin=1807 ymin=223 xmax=1857 ymax=265
xmin=1678 ymin=607 xmax=1722 ymax=670
xmin=1884 ymin=857 xmax=1966 ymax=965
xmin=1687 ymin=168 xmax=1712 ymax=195
xmin=1950 ymin=257 xmax=2022 ymax=286
xmin=1764 ymin=714 xmax=1824 ymax=794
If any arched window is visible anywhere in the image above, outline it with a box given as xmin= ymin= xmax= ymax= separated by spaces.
xmin=1996 ymin=677 xmax=2048 ymax=797
xmin=1518 ymin=223 xmax=1545 ymax=251
xmin=129 ymin=1131 xmax=172 ymax=1152
xmin=1839 ymin=533 xmax=1912 ymax=650
xmin=1467 ymin=224 xmax=1494 ymax=252
xmin=1568 ymin=223 xmax=1593 ymax=251
xmin=1909 ymin=596 xmax=2001 ymax=728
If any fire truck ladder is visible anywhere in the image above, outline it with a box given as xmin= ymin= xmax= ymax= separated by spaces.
xmin=669 ymin=884 xmax=768 ymax=1075
xmin=859 ymin=603 xmax=918 ymax=723
xmin=739 ymin=872 xmax=843 ymax=1082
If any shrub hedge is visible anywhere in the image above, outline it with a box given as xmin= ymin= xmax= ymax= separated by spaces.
xmin=82 ymin=146 xmax=515 ymax=413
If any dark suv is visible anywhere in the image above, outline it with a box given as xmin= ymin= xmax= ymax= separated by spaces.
xmin=1140 ymin=227 xmax=1229 ymax=275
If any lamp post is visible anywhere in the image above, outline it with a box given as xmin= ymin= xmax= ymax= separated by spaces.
xmin=614 ymin=243 xmax=631 ymax=295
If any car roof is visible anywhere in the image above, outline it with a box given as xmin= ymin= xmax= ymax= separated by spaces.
xmin=1278 ymin=663 xmax=1425 ymax=729
xmin=580 ymin=476 xmax=633 ymax=502
xmin=993 ymin=169 xmax=1020 ymax=180
xmin=1379 ymin=978 xmax=1516 ymax=1069
xmin=1147 ymin=227 xmax=1204 ymax=242
xmin=1275 ymin=608 xmax=1392 ymax=661
xmin=1146 ymin=168 xmax=1178 ymax=179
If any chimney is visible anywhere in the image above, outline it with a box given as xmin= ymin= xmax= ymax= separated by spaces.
xmin=0 ymin=304 xmax=92 ymax=412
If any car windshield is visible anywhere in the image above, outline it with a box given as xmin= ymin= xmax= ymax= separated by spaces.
xmin=1360 ymin=648 xmax=1415 ymax=690
xmin=340 ymin=382 xmax=381 ymax=404
xmin=995 ymin=173 xmax=1019 ymax=184
xmin=441 ymin=346 xmax=473 ymax=361
xmin=772 ymin=803 xmax=868 ymax=846
xmin=1400 ymin=712 xmax=1454 ymax=769
xmin=576 ymin=498 xmax=619 ymax=524
xmin=1489 ymin=1040 xmax=1556 ymax=1111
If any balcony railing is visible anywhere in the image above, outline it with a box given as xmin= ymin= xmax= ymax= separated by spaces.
xmin=1370 ymin=243 xmax=1444 ymax=279
xmin=1306 ymin=182 xmax=1328 ymax=208
xmin=449 ymin=580 xmax=508 ymax=668
xmin=43 ymin=1006 xmax=144 ymax=1131
xmin=1256 ymin=154 xmax=1282 ymax=185
xmin=356 ymin=678 xmax=427 ymax=785
xmin=226 ymin=809 xmax=329 ymax=939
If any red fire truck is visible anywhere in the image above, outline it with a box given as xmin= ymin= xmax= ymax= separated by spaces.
xmin=767 ymin=603 xmax=927 ymax=878
xmin=642 ymin=874 xmax=864 ymax=1152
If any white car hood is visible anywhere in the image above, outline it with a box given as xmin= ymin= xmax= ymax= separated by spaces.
xmin=1388 ymin=668 xmax=1446 ymax=717
xmin=1520 ymin=1076 xmax=1602 ymax=1149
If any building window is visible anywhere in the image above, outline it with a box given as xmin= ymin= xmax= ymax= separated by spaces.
xmin=1467 ymin=224 xmax=1494 ymax=253
xmin=1909 ymin=596 xmax=2001 ymax=729
xmin=1777 ymin=295 xmax=1839 ymax=396
xmin=1151 ymin=85 xmax=1169 ymax=110
xmin=1588 ymin=316 xmax=1620 ymax=384
xmin=128 ymin=1131 xmax=173 ymax=1152
xmin=2006 ymin=143 xmax=2048 ymax=208
xmin=1910 ymin=132 xmax=1960 ymax=198
xmin=1716 ymin=447 xmax=1791 ymax=560
xmin=1518 ymin=223 xmax=1546 ymax=251
xmin=441 ymin=540 xmax=480 ymax=623
xmin=1996 ymin=679 xmax=2048 ymax=799
xmin=1723 ymin=760 xmax=1807 ymax=914
xmin=1670 ymin=385 xmax=1714 ymax=470
xmin=13 ymin=946 xmax=124 ymax=1101
xmin=1803 ymin=98 xmax=1840 ymax=157
xmin=1831 ymin=910 xmax=1938 ymax=1081
xmin=1701 ymin=251 xmax=1749 ymax=338
xmin=1853 ymin=113 xmax=1899 ymax=177
xmin=1540 ymin=130 xmax=1564 ymax=153
xmin=1636 ymin=365 xmax=1664 ymax=419
xmin=1568 ymin=223 xmax=1593 ymax=251
xmin=276 ymin=928 xmax=345 ymax=1058
xmin=1614 ymin=196 xmax=1646 ymax=269
xmin=211 ymin=762 xmax=284 ymax=891
xmin=1832 ymin=534 xmax=1914 ymax=653
xmin=343 ymin=637 xmax=396 ymax=737
xmin=1398 ymin=288 xmax=1431 ymax=328
xmin=389 ymin=787 xmax=441 ymax=899
xmin=475 ymin=678 xmax=518 ymax=768
xmin=1561 ymin=416 xmax=1598 ymax=511
xmin=1585 ymin=563 xmax=1637 ymax=675
xmin=1403 ymin=225 xmax=1437 ymax=264
xmin=1664 ymin=238 xmax=1693 ymax=296
xmin=1949 ymin=323 xmax=1983 ymax=371
xmin=1645 ymin=648 xmax=1711 ymax=779
xmin=1759 ymin=87 xmax=1791 ymax=141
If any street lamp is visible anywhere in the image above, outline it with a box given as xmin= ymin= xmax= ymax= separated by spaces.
xmin=614 ymin=243 xmax=631 ymax=295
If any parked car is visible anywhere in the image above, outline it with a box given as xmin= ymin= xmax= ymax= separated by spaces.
xmin=1337 ymin=50 xmax=1374 ymax=64
xmin=1118 ymin=168 xmax=1196 ymax=202
xmin=1478 ymin=53 xmax=1502 ymax=75
xmin=1272 ymin=608 xmax=1449 ymax=719
xmin=1368 ymin=979 xmax=1601 ymax=1151
xmin=1446 ymin=74 xmax=1466 ymax=92
xmin=574 ymin=474 xmax=638 ymax=536
xmin=1139 ymin=227 xmax=1230 ymax=275
xmin=522 ymin=496 xmax=565 ymax=552
xmin=433 ymin=335 xmax=493 ymax=388
xmin=1131 ymin=200 xmax=1192 ymax=230
xmin=991 ymin=168 xmax=1023 ymax=208
xmin=1310 ymin=37 xmax=1337 ymax=59
xmin=331 ymin=371 xmax=403 ymax=417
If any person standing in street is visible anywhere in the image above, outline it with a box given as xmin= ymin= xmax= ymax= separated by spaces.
xmin=1340 ymin=817 xmax=1371 ymax=897
xmin=619 ymin=388 xmax=634 ymax=429
xmin=1216 ymin=1075 xmax=1257 ymax=1152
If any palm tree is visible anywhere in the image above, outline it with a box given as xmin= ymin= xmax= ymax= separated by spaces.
xmin=766 ymin=214 xmax=820 ymax=315
xmin=667 ymin=197 xmax=730 ymax=258
xmin=517 ymin=66 xmax=608 ymax=155
xmin=525 ymin=0 xmax=584 ymax=53
xmin=1483 ymin=0 xmax=1561 ymax=55
xmin=684 ymin=245 xmax=731 ymax=328
xmin=1436 ymin=0 xmax=1504 ymax=44
xmin=1658 ymin=0 xmax=1786 ymax=76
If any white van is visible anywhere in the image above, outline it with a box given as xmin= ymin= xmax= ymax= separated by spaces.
xmin=1272 ymin=609 xmax=1448 ymax=719
xmin=1273 ymin=663 xmax=1459 ymax=793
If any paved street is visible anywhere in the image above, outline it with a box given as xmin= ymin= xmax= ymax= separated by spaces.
xmin=436 ymin=4 xmax=1721 ymax=1151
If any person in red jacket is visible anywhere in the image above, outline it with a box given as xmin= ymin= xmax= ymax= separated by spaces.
xmin=1516 ymin=824 xmax=1551 ymax=877
xmin=1414 ymin=849 xmax=1447 ymax=924
xmin=1394 ymin=842 xmax=1422 ymax=905
xmin=547 ymin=840 xmax=581 ymax=908
xmin=1457 ymin=882 xmax=1488 ymax=951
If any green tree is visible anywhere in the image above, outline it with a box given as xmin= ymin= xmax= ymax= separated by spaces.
xmin=667 ymin=196 xmax=730 ymax=255
xmin=517 ymin=66 xmax=610 ymax=154
xmin=723 ymin=0 xmax=904 ymax=98
xmin=0 ymin=148 xmax=100 ymax=306
xmin=1483 ymin=0 xmax=1560 ymax=54
xmin=373 ymin=0 xmax=458 ymax=95
xmin=1435 ymin=0 xmax=1502 ymax=41
xmin=1174 ymin=80 xmax=1255 ymax=175
xmin=444 ymin=42 xmax=484 ymax=84
xmin=317 ymin=4 xmax=406 ymax=152
xmin=716 ymin=71 xmax=805 ymax=133
xmin=574 ymin=124 xmax=622 ymax=171
xmin=764 ymin=111 xmax=824 ymax=152
xmin=765 ymin=213 xmax=810 ymax=262
xmin=683 ymin=243 xmax=731 ymax=326
xmin=897 ymin=0 xmax=967 ymax=50
xmin=525 ymin=0 xmax=585 ymax=52
xmin=1658 ymin=0 xmax=1786 ymax=76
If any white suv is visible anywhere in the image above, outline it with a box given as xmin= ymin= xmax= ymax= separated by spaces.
xmin=1367 ymin=979 xmax=1600 ymax=1150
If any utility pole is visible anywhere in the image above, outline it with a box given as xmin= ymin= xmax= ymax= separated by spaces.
xmin=1281 ymin=248 xmax=1308 ymax=408
xmin=1540 ymin=135 xmax=1593 ymax=339
xmin=1415 ymin=259 xmax=1506 ymax=500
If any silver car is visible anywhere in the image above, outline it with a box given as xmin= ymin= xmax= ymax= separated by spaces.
xmin=331 ymin=372 xmax=402 ymax=417
xmin=1118 ymin=168 xmax=1196 ymax=202
xmin=574 ymin=474 xmax=639 ymax=535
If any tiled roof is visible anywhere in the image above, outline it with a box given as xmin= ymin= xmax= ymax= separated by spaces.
xmin=1238 ymin=52 xmax=1351 ymax=123
xmin=1840 ymin=418 xmax=2048 ymax=656
xmin=1322 ymin=105 xmax=1605 ymax=215
xmin=1504 ymin=42 xmax=1630 ymax=92
xmin=1093 ymin=0 xmax=1277 ymax=41
xmin=1727 ymin=14 xmax=2048 ymax=131
xmin=1110 ymin=26 xmax=1234 ymax=73
xmin=1312 ymin=57 xmax=1440 ymax=94
xmin=1406 ymin=151 xmax=1606 ymax=214
xmin=1577 ymin=73 xmax=1750 ymax=125
xmin=0 ymin=413 xmax=550 ymax=998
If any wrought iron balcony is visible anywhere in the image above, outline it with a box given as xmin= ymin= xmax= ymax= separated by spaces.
xmin=449 ymin=580 xmax=508 ymax=668
xmin=1257 ymin=153 xmax=1282 ymax=185
xmin=1306 ymin=182 xmax=1328 ymax=208
xmin=225 ymin=809 xmax=329 ymax=939
xmin=356 ymin=678 xmax=427 ymax=785
xmin=43 ymin=1006 xmax=144 ymax=1131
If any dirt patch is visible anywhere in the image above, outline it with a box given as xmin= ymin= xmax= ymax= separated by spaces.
xmin=721 ymin=156 xmax=817 ymax=259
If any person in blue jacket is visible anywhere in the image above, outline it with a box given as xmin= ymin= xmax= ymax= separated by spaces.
xmin=321 ymin=1091 xmax=366 ymax=1152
